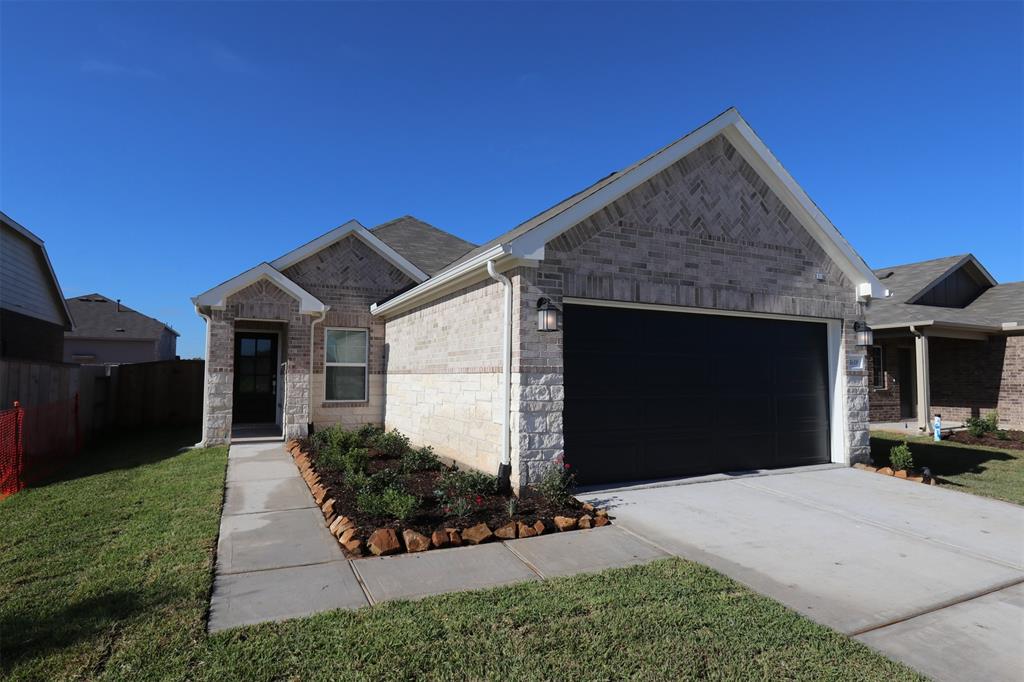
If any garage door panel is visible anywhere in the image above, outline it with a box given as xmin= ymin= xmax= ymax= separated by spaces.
xmin=564 ymin=304 xmax=831 ymax=485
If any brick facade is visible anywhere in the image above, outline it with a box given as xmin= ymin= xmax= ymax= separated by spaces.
xmin=866 ymin=335 xmax=1023 ymax=428
xmin=382 ymin=133 xmax=870 ymax=489
xmin=383 ymin=277 xmax=506 ymax=473
xmin=200 ymin=235 xmax=414 ymax=443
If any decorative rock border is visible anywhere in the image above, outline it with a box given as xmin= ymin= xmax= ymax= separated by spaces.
xmin=853 ymin=462 xmax=938 ymax=485
xmin=286 ymin=439 xmax=611 ymax=558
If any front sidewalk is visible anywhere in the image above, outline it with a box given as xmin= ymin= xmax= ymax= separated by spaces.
xmin=209 ymin=442 xmax=666 ymax=632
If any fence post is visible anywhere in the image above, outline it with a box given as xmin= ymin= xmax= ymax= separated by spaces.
xmin=74 ymin=392 xmax=81 ymax=453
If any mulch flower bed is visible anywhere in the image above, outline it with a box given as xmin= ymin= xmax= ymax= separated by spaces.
xmin=286 ymin=433 xmax=610 ymax=558
xmin=944 ymin=429 xmax=1024 ymax=451
xmin=853 ymin=462 xmax=938 ymax=485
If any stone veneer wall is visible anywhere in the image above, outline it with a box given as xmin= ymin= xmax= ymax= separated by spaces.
xmin=282 ymin=235 xmax=414 ymax=430
xmin=929 ymin=335 xmax=1024 ymax=428
xmin=383 ymin=278 xmax=506 ymax=474
xmin=204 ymin=279 xmax=309 ymax=444
xmin=509 ymin=133 xmax=868 ymax=486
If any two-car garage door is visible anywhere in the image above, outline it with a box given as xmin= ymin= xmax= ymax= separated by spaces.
xmin=563 ymin=303 xmax=832 ymax=485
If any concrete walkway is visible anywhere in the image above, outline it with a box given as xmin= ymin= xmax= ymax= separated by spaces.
xmin=209 ymin=442 xmax=666 ymax=632
xmin=580 ymin=467 xmax=1024 ymax=682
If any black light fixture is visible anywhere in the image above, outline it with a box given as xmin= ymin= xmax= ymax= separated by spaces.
xmin=854 ymin=321 xmax=874 ymax=346
xmin=537 ymin=297 xmax=560 ymax=332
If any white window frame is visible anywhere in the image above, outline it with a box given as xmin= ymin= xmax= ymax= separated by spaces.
xmin=869 ymin=345 xmax=886 ymax=390
xmin=323 ymin=327 xmax=368 ymax=403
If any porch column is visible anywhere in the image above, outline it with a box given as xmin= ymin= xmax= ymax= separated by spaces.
xmin=913 ymin=329 xmax=931 ymax=433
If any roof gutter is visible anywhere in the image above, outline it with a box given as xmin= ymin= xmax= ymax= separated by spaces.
xmin=370 ymin=244 xmax=510 ymax=317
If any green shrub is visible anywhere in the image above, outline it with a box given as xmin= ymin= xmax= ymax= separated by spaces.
xmin=986 ymin=411 xmax=1000 ymax=431
xmin=317 ymin=444 xmax=369 ymax=480
xmin=356 ymin=423 xmax=384 ymax=447
xmin=535 ymin=459 xmax=576 ymax=505
xmin=889 ymin=441 xmax=914 ymax=472
xmin=966 ymin=416 xmax=992 ymax=438
xmin=373 ymin=429 xmax=411 ymax=458
xmin=434 ymin=468 xmax=494 ymax=519
xmin=995 ymin=429 xmax=1009 ymax=441
xmin=356 ymin=487 xmax=418 ymax=521
xmin=401 ymin=445 xmax=442 ymax=473
xmin=312 ymin=424 xmax=360 ymax=454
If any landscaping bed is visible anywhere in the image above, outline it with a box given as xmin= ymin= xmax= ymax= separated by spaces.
xmin=289 ymin=425 xmax=608 ymax=556
xmin=945 ymin=429 xmax=1024 ymax=451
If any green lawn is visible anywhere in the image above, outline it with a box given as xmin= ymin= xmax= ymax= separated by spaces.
xmin=1 ymin=430 xmax=921 ymax=681
xmin=871 ymin=431 xmax=1024 ymax=506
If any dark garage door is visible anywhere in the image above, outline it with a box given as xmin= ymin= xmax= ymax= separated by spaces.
xmin=563 ymin=303 xmax=831 ymax=485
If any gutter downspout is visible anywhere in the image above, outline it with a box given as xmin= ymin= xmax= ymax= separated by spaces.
xmin=193 ymin=304 xmax=212 ymax=448
xmin=308 ymin=309 xmax=328 ymax=436
xmin=486 ymin=259 xmax=513 ymax=494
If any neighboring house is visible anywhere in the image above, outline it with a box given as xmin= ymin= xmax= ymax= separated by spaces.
xmin=194 ymin=108 xmax=887 ymax=490
xmin=865 ymin=254 xmax=1023 ymax=430
xmin=64 ymin=294 xmax=179 ymax=365
xmin=0 ymin=211 xmax=74 ymax=362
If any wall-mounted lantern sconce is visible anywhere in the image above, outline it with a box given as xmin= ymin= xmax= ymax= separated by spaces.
xmin=537 ymin=297 xmax=560 ymax=332
xmin=854 ymin=321 xmax=874 ymax=346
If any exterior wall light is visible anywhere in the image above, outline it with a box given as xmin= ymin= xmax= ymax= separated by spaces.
xmin=854 ymin=321 xmax=874 ymax=346
xmin=537 ymin=297 xmax=560 ymax=332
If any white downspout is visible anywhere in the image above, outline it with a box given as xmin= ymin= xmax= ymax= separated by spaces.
xmin=486 ymin=259 xmax=513 ymax=493
xmin=308 ymin=309 xmax=328 ymax=436
xmin=193 ymin=304 xmax=212 ymax=448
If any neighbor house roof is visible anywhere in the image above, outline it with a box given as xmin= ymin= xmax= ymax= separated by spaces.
xmin=371 ymin=215 xmax=476 ymax=276
xmin=66 ymin=294 xmax=178 ymax=340
xmin=371 ymin=107 xmax=887 ymax=317
xmin=866 ymin=254 xmax=1022 ymax=331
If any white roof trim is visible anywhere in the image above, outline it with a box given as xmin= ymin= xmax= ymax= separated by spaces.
xmin=0 ymin=210 xmax=75 ymax=329
xmin=191 ymin=262 xmax=326 ymax=314
xmin=508 ymin=108 xmax=885 ymax=299
xmin=270 ymin=219 xmax=428 ymax=282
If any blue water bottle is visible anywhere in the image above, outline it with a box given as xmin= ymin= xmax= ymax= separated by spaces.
xmin=933 ymin=414 xmax=941 ymax=441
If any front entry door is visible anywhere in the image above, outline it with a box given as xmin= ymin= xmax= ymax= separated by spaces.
xmin=233 ymin=333 xmax=278 ymax=424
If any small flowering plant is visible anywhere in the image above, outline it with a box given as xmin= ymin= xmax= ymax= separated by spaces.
xmin=535 ymin=452 xmax=576 ymax=505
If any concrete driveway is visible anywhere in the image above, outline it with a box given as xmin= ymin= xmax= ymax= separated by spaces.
xmin=580 ymin=466 xmax=1024 ymax=682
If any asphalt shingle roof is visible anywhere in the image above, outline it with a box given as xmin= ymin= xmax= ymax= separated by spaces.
xmin=371 ymin=216 xmax=476 ymax=276
xmin=866 ymin=255 xmax=1022 ymax=329
xmin=65 ymin=294 xmax=178 ymax=340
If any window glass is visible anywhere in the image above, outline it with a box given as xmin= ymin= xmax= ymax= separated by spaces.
xmin=240 ymin=338 xmax=256 ymax=357
xmin=870 ymin=347 xmax=885 ymax=388
xmin=324 ymin=329 xmax=368 ymax=401
xmin=326 ymin=330 xmax=367 ymax=364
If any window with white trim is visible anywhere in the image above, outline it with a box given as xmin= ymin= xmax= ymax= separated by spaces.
xmin=324 ymin=328 xmax=368 ymax=401
xmin=869 ymin=346 xmax=885 ymax=389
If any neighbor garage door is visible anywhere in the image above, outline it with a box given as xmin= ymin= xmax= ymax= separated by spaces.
xmin=563 ymin=303 xmax=831 ymax=485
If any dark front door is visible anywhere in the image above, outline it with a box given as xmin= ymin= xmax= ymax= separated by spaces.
xmin=897 ymin=348 xmax=916 ymax=419
xmin=233 ymin=332 xmax=278 ymax=424
xmin=563 ymin=304 xmax=832 ymax=485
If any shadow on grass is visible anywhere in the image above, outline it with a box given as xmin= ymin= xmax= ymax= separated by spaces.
xmin=870 ymin=435 xmax=1015 ymax=478
xmin=27 ymin=427 xmax=204 ymax=489
xmin=0 ymin=587 xmax=153 ymax=670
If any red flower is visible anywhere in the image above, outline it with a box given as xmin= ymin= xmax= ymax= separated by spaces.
xmin=475 ymin=495 xmax=483 ymax=505
xmin=563 ymin=462 xmax=571 ymax=470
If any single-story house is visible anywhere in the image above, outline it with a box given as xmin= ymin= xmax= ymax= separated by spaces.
xmin=865 ymin=254 xmax=1022 ymax=431
xmin=64 ymin=294 xmax=179 ymax=365
xmin=193 ymin=108 xmax=888 ymax=489
xmin=1 ymin=211 xmax=74 ymax=363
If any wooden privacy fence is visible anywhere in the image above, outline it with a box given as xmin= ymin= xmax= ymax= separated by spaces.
xmin=0 ymin=396 xmax=80 ymax=498
xmin=112 ymin=359 xmax=204 ymax=429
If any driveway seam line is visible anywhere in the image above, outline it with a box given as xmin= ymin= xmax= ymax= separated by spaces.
xmin=219 ymin=557 xmax=348 ymax=576
xmin=347 ymin=560 xmax=376 ymax=606
xmin=736 ymin=478 xmax=1023 ymax=570
xmin=223 ymin=504 xmax=316 ymax=517
xmin=849 ymin=575 xmax=1024 ymax=637
xmin=501 ymin=542 xmax=548 ymax=580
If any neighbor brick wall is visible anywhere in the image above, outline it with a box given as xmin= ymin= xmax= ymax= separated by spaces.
xmin=867 ymin=339 xmax=909 ymax=423
xmin=510 ymin=133 xmax=868 ymax=486
xmin=383 ymin=277 xmax=505 ymax=473
xmin=929 ymin=335 xmax=1023 ymax=428
xmin=283 ymin=235 xmax=414 ymax=429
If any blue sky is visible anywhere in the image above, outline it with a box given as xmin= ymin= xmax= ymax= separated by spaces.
xmin=2 ymin=2 xmax=1021 ymax=358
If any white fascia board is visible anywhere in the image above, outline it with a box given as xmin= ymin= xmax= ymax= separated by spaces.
xmin=192 ymin=262 xmax=326 ymax=314
xmin=270 ymin=219 xmax=428 ymax=283
xmin=370 ymin=244 xmax=509 ymax=317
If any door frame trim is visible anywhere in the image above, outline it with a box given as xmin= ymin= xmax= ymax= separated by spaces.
xmin=233 ymin=328 xmax=283 ymax=428
xmin=562 ymin=297 xmax=849 ymax=466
